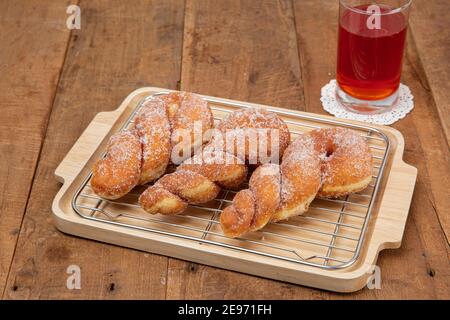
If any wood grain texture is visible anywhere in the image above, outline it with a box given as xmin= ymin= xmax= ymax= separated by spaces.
xmin=180 ymin=0 xmax=304 ymax=108
xmin=3 ymin=0 xmax=185 ymax=299
xmin=166 ymin=0 xmax=307 ymax=299
xmin=293 ymin=0 xmax=338 ymax=115
xmin=404 ymin=0 xmax=450 ymax=242
xmin=165 ymin=0 xmax=449 ymax=299
xmin=292 ymin=0 xmax=450 ymax=245
xmin=292 ymin=0 xmax=450 ymax=299
xmin=0 ymin=0 xmax=72 ymax=295
xmin=409 ymin=0 xmax=450 ymax=145
xmin=402 ymin=30 xmax=450 ymax=245
xmin=1 ymin=0 xmax=449 ymax=299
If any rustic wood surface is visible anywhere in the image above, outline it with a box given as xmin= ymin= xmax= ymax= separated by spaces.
xmin=0 ymin=0 xmax=448 ymax=299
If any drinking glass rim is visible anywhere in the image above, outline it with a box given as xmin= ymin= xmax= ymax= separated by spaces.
xmin=340 ymin=0 xmax=413 ymax=16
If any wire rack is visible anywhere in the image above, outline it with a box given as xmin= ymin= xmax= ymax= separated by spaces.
xmin=72 ymin=91 xmax=390 ymax=270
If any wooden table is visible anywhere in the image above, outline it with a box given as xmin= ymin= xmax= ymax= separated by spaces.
xmin=1 ymin=0 xmax=448 ymax=299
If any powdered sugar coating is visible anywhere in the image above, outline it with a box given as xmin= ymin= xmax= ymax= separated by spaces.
xmin=279 ymin=134 xmax=321 ymax=208
xmin=135 ymin=92 xmax=214 ymax=184
xmin=220 ymin=128 xmax=374 ymax=237
xmin=213 ymin=108 xmax=291 ymax=164
xmin=92 ymin=92 xmax=214 ymax=199
xmin=139 ymin=107 xmax=291 ymax=215
xmin=91 ymin=130 xmax=142 ymax=200
xmin=179 ymin=148 xmax=247 ymax=189
xmin=310 ymin=128 xmax=373 ymax=196
xmin=135 ymin=98 xmax=171 ymax=183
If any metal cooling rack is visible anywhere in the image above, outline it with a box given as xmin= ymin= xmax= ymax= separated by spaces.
xmin=71 ymin=91 xmax=390 ymax=270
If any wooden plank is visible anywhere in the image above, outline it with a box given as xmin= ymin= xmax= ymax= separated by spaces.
xmin=3 ymin=0 xmax=185 ymax=299
xmin=402 ymin=29 xmax=450 ymax=244
xmin=409 ymin=0 xmax=450 ymax=145
xmin=291 ymin=0 xmax=450 ymax=299
xmin=408 ymin=0 xmax=450 ymax=242
xmin=165 ymin=0 xmax=449 ymax=299
xmin=166 ymin=0 xmax=307 ymax=299
xmin=293 ymin=0 xmax=338 ymax=115
xmin=404 ymin=0 xmax=450 ymax=242
xmin=4 ymin=0 xmax=447 ymax=299
xmin=180 ymin=0 xmax=305 ymax=108
xmin=0 ymin=0 xmax=72 ymax=295
xmin=292 ymin=0 xmax=450 ymax=245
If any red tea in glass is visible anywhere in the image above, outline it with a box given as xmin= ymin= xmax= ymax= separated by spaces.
xmin=336 ymin=0 xmax=412 ymax=114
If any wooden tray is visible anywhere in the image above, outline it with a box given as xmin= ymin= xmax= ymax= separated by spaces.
xmin=52 ymin=87 xmax=417 ymax=292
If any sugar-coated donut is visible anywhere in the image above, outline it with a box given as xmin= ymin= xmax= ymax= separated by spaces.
xmin=220 ymin=134 xmax=321 ymax=237
xmin=91 ymin=130 xmax=142 ymax=200
xmin=135 ymin=98 xmax=171 ymax=184
xmin=214 ymin=108 xmax=291 ymax=164
xmin=136 ymin=92 xmax=214 ymax=184
xmin=220 ymin=128 xmax=373 ymax=237
xmin=272 ymin=134 xmax=322 ymax=222
xmin=139 ymin=108 xmax=291 ymax=215
xmin=310 ymin=128 xmax=373 ymax=198
xmin=91 ymin=92 xmax=214 ymax=199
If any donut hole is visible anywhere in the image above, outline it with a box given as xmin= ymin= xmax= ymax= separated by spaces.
xmin=326 ymin=149 xmax=333 ymax=158
xmin=325 ymin=144 xmax=337 ymax=158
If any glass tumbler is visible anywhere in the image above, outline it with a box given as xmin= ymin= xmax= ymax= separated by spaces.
xmin=336 ymin=0 xmax=412 ymax=114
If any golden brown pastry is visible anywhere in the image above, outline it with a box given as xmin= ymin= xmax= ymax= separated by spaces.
xmin=136 ymin=92 xmax=214 ymax=184
xmin=213 ymin=108 xmax=291 ymax=164
xmin=139 ymin=149 xmax=246 ymax=215
xmin=220 ymin=128 xmax=373 ymax=237
xmin=139 ymin=108 xmax=292 ymax=215
xmin=91 ymin=92 xmax=214 ymax=199
xmin=310 ymin=128 xmax=374 ymax=197
xmin=134 ymin=97 xmax=171 ymax=184
xmin=91 ymin=130 xmax=142 ymax=200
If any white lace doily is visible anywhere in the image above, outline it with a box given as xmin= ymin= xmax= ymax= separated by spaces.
xmin=321 ymin=80 xmax=414 ymax=125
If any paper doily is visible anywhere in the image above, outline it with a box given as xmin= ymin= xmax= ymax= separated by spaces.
xmin=321 ymin=80 xmax=414 ymax=125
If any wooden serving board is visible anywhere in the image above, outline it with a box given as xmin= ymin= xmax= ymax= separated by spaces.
xmin=52 ymin=87 xmax=417 ymax=292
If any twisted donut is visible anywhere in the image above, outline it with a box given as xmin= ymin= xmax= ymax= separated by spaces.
xmin=139 ymin=108 xmax=291 ymax=215
xmin=220 ymin=128 xmax=373 ymax=237
xmin=213 ymin=108 xmax=291 ymax=164
xmin=90 ymin=130 xmax=142 ymax=200
xmin=91 ymin=92 xmax=214 ymax=200
xmin=136 ymin=92 xmax=214 ymax=184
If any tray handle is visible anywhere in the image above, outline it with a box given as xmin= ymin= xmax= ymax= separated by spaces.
xmin=55 ymin=110 xmax=121 ymax=184
xmin=371 ymin=152 xmax=417 ymax=250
